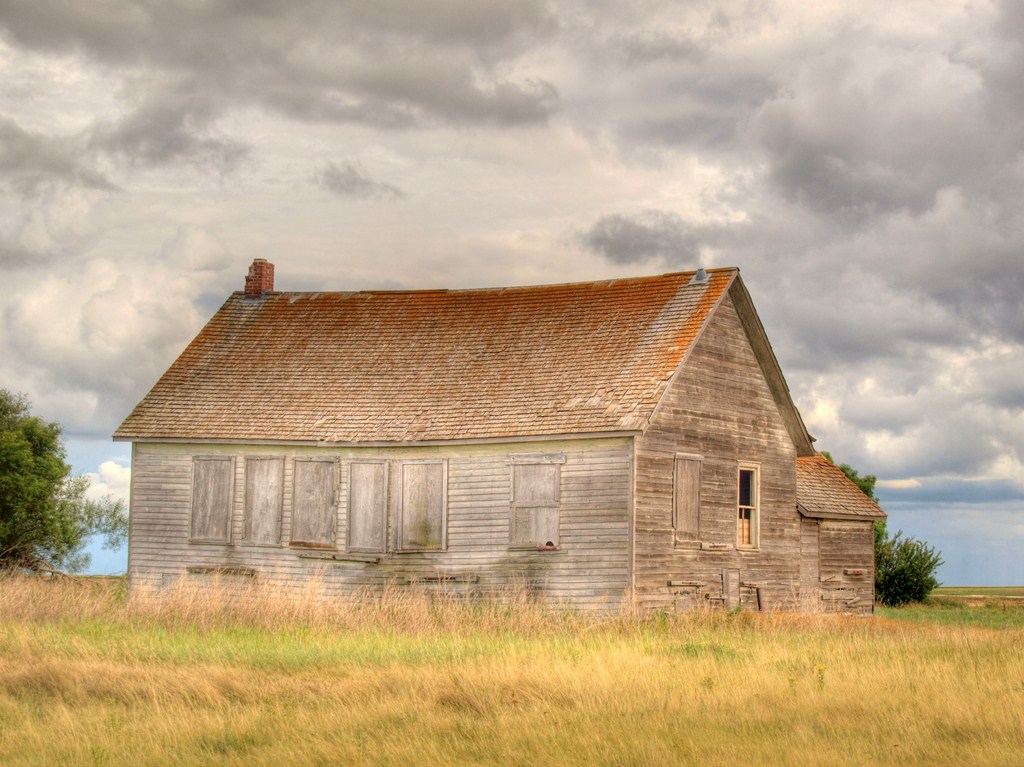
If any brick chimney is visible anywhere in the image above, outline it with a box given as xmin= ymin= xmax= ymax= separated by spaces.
xmin=244 ymin=258 xmax=275 ymax=298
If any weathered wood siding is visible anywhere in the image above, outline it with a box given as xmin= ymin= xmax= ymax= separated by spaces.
xmin=127 ymin=437 xmax=631 ymax=610
xmin=634 ymin=289 xmax=802 ymax=611
xmin=799 ymin=518 xmax=821 ymax=613
xmin=818 ymin=520 xmax=875 ymax=614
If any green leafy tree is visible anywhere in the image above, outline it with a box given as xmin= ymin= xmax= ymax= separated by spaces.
xmin=0 ymin=389 xmax=127 ymax=573
xmin=821 ymin=451 xmax=942 ymax=606
xmin=873 ymin=531 xmax=943 ymax=606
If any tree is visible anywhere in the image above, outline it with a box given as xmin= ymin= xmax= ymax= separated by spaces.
xmin=874 ymin=531 xmax=943 ymax=606
xmin=0 ymin=389 xmax=127 ymax=573
xmin=821 ymin=451 xmax=942 ymax=606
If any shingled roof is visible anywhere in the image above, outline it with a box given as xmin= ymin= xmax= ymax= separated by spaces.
xmin=115 ymin=266 xmax=738 ymax=444
xmin=796 ymin=453 xmax=887 ymax=520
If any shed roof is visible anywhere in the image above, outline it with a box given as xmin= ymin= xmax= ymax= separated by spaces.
xmin=796 ymin=453 xmax=887 ymax=520
xmin=116 ymin=268 xmax=739 ymax=444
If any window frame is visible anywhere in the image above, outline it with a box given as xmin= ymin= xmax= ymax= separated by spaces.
xmin=508 ymin=454 xmax=565 ymax=550
xmin=189 ymin=455 xmax=235 ymax=544
xmin=737 ymin=462 xmax=760 ymax=549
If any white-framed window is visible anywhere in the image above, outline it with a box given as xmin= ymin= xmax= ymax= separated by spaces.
xmin=396 ymin=460 xmax=447 ymax=551
xmin=190 ymin=456 xmax=234 ymax=543
xmin=290 ymin=458 xmax=337 ymax=549
xmin=737 ymin=463 xmax=760 ymax=548
xmin=243 ymin=456 xmax=284 ymax=545
xmin=509 ymin=455 xmax=564 ymax=548
xmin=673 ymin=453 xmax=702 ymax=540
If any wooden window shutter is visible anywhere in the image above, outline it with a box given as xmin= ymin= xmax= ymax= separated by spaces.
xmin=673 ymin=455 xmax=701 ymax=540
xmin=190 ymin=456 xmax=234 ymax=543
xmin=510 ymin=462 xmax=560 ymax=547
xmin=398 ymin=461 xmax=446 ymax=550
xmin=348 ymin=461 xmax=387 ymax=552
xmin=291 ymin=459 xmax=337 ymax=548
xmin=243 ymin=457 xmax=284 ymax=545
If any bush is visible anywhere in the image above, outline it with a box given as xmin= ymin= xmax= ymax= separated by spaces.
xmin=875 ymin=528 xmax=943 ymax=606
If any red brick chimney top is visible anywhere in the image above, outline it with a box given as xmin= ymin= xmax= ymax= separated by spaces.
xmin=244 ymin=259 xmax=275 ymax=299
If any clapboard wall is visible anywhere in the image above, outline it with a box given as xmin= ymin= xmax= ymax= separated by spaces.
xmin=127 ymin=437 xmax=632 ymax=610
xmin=818 ymin=520 xmax=875 ymax=614
xmin=632 ymin=287 xmax=803 ymax=611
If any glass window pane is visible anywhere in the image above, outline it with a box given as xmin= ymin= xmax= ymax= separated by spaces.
xmin=739 ymin=469 xmax=753 ymax=508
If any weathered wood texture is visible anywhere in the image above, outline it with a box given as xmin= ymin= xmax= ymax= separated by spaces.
xmin=127 ymin=438 xmax=631 ymax=610
xmin=799 ymin=517 xmax=821 ymax=613
xmin=290 ymin=459 xmax=336 ymax=548
xmin=634 ymin=288 xmax=803 ymax=612
xmin=189 ymin=457 xmax=234 ymax=542
xmin=673 ymin=456 xmax=700 ymax=541
xmin=511 ymin=463 xmax=560 ymax=547
xmin=244 ymin=457 xmax=283 ymax=545
xmin=347 ymin=461 xmax=387 ymax=552
xmin=818 ymin=520 xmax=875 ymax=614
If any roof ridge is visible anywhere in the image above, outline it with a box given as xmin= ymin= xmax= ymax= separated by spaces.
xmin=230 ymin=267 xmax=741 ymax=297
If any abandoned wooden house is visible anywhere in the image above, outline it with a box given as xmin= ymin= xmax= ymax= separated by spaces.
xmin=115 ymin=259 xmax=885 ymax=612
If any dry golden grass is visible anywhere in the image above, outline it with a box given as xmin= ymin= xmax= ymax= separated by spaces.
xmin=1 ymin=576 xmax=1022 ymax=766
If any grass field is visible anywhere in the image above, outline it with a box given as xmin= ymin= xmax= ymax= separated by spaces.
xmin=1 ymin=577 xmax=1022 ymax=766
xmin=932 ymin=586 xmax=1024 ymax=598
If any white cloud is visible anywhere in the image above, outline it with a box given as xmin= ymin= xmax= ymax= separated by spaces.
xmin=876 ymin=479 xmax=921 ymax=490
xmin=85 ymin=459 xmax=131 ymax=505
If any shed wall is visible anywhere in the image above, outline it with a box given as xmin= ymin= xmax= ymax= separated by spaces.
xmin=818 ymin=519 xmax=875 ymax=614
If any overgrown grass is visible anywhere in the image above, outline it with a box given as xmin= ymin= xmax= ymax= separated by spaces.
xmin=1 ymin=576 xmax=1023 ymax=766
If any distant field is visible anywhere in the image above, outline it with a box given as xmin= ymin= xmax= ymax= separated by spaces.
xmin=1 ymin=577 xmax=1023 ymax=767
xmin=933 ymin=586 xmax=1024 ymax=598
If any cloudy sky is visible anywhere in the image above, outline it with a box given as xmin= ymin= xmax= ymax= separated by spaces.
xmin=1 ymin=0 xmax=1021 ymax=583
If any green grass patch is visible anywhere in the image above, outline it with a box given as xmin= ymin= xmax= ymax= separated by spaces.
xmin=879 ymin=597 xmax=1024 ymax=630
xmin=933 ymin=586 xmax=1024 ymax=598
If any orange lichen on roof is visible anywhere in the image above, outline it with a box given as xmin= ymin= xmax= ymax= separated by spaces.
xmin=115 ymin=268 xmax=735 ymax=443
xmin=796 ymin=453 xmax=887 ymax=520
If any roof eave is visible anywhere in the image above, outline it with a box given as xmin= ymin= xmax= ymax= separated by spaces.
xmin=112 ymin=429 xmax=644 ymax=447
xmin=797 ymin=503 xmax=887 ymax=521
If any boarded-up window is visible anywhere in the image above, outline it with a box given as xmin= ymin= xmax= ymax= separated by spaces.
xmin=348 ymin=461 xmax=387 ymax=552
xmin=673 ymin=454 xmax=701 ymax=539
xmin=190 ymin=456 xmax=234 ymax=543
xmin=398 ymin=461 xmax=446 ymax=550
xmin=244 ymin=457 xmax=283 ymax=545
xmin=510 ymin=462 xmax=561 ymax=547
xmin=738 ymin=464 xmax=759 ymax=548
xmin=291 ymin=459 xmax=336 ymax=548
